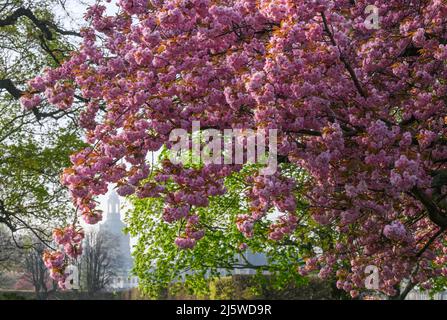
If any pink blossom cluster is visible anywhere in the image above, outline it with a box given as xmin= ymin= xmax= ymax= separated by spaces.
xmin=390 ymin=155 xmax=426 ymax=192
xmin=43 ymin=226 xmax=85 ymax=288
xmin=247 ymin=174 xmax=297 ymax=217
xmin=383 ymin=221 xmax=411 ymax=243
xmin=163 ymin=204 xmax=190 ymax=223
xmin=268 ymin=214 xmax=298 ymax=241
xmin=43 ymin=251 xmax=68 ymax=288
xmin=175 ymin=214 xmax=205 ymax=249
xmin=237 ymin=174 xmax=298 ymax=240
xmin=53 ymin=226 xmax=85 ymax=258
xmin=236 ymin=214 xmax=255 ymax=238
xmin=19 ymin=94 xmax=42 ymax=109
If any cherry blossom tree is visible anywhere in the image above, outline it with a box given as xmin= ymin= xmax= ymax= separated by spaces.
xmin=25 ymin=0 xmax=447 ymax=299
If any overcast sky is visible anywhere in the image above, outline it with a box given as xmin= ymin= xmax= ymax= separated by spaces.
xmin=56 ymin=0 xmax=118 ymax=30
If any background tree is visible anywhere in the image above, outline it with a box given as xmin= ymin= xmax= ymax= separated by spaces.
xmin=80 ymin=231 xmax=120 ymax=296
xmin=0 ymin=225 xmax=20 ymax=288
xmin=21 ymin=241 xmax=57 ymax=300
xmin=0 ymin=225 xmax=19 ymax=267
xmin=0 ymin=0 xmax=85 ymax=244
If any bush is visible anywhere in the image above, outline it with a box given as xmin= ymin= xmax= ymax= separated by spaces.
xmin=163 ymin=275 xmax=348 ymax=300
xmin=0 ymin=292 xmax=28 ymax=300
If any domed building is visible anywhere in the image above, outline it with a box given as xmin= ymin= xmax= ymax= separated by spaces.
xmin=99 ymin=191 xmax=135 ymax=290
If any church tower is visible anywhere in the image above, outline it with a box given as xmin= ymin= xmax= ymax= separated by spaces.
xmin=99 ymin=191 xmax=133 ymax=273
xmin=107 ymin=191 xmax=120 ymax=220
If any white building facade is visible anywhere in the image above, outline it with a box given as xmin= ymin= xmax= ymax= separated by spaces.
xmin=99 ymin=192 xmax=138 ymax=291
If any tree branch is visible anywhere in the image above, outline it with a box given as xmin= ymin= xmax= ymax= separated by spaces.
xmin=411 ymin=187 xmax=447 ymax=229
xmin=0 ymin=7 xmax=53 ymax=40
xmin=0 ymin=6 xmax=82 ymax=41
xmin=0 ymin=79 xmax=23 ymax=99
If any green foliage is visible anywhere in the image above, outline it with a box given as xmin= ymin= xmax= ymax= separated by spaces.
xmin=208 ymin=275 xmax=342 ymax=300
xmin=126 ymin=150 xmax=339 ymax=298
xmin=0 ymin=292 xmax=28 ymax=300
xmin=0 ymin=0 xmax=84 ymax=242
xmin=153 ymin=275 xmax=346 ymax=300
xmin=209 ymin=276 xmax=259 ymax=300
xmin=0 ymin=0 xmax=75 ymax=80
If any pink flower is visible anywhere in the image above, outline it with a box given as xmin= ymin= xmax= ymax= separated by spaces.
xmin=117 ymin=184 xmax=135 ymax=197
xmin=236 ymin=214 xmax=254 ymax=238
xmin=50 ymin=268 xmax=66 ymax=282
xmin=19 ymin=94 xmax=42 ymax=109
xmin=28 ymin=76 xmax=46 ymax=91
xmin=64 ymin=243 xmax=83 ymax=259
xmin=383 ymin=221 xmax=408 ymax=242
xmin=175 ymin=237 xmax=196 ymax=249
xmin=43 ymin=251 xmax=65 ymax=269
xmin=118 ymin=0 xmax=149 ymax=14
xmin=163 ymin=205 xmax=190 ymax=223
xmin=412 ymin=28 xmax=426 ymax=47
xmin=82 ymin=210 xmax=103 ymax=225
xmin=246 ymin=71 xmax=265 ymax=91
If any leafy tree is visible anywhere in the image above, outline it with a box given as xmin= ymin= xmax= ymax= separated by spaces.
xmin=0 ymin=0 xmax=85 ymax=243
xmin=80 ymin=231 xmax=121 ymax=296
xmin=21 ymin=241 xmax=57 ymax=300
xmin=0 ymin=225 xmax=20 ymax=287
xmin=128 ymin=159 xmax=340 ymax=298
xmin=0 ymin=225 xmax=18 ymax=266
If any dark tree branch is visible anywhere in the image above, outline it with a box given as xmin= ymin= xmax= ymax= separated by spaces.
xmin=411 ymin=187 xmax=447 ymax=229
xmin=44 ymin=20 xmax=81 ymax=37
xmin=397 ymin=280 xmax=416 ymax=300
xmin=0 ymin=7 xmax=53 ymax=40
xmin=0 ymin=7 xmax=81 ymax=40
xmin=38 ymin=34 xmax=61 ymax=65
xmin=416 ymin=228 xmax=445 ymax=258
xmin=0 ymin=79 xmax=76 ymax=121
xmin=0 ymin=79 xmax=23 ymax=99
